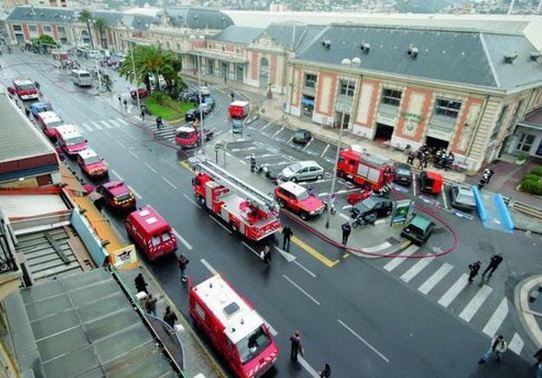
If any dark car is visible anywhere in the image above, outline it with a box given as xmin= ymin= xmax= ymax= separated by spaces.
xmin=393 ymin=163 xmax=412 ymax=186
xmin=292 ymin=129 xmax=312 ymax=145
xmin=185 ymin=108 xmax=205 ymax=122
xmin=450 ymin=184 xmax=476 ymax=212
xmin=203 ymin=96 xmax=215 ymax=110
xmin=401 ymin=214 xmax=434 ymax=245
xmin=350 ymin=197 xmax=393 ymax=219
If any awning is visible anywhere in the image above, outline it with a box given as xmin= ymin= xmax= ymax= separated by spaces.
xmin=302 ymin=97 xmax=315 ymax=106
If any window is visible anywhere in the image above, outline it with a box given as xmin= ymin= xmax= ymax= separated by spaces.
xmin=516 ymin=133 xmax=535 ymax=152
xmin=13 ymin=25 xmax=22 ymax=32
xmin=434 ymin=99 xmax=461 ymax=118
xmin=44 ymin=25 xmax=52 ymax=33
xmin=28 ymin=25 xmax=37 ymax=33
xmin=236 ymin=48 xmax=240 ymax=54
xmin=339 ymin=80 xmax=355 ymax=97
xmin=381 ymin=89 xmax=402 ymax=107
xmin=304 ymin=74 xmax=317 ymax=88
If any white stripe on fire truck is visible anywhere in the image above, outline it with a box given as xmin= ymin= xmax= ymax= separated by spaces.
xmin=173 ymin=229 xmax=193 ymax=250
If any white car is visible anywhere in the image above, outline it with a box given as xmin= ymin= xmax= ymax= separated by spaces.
xmin=200 ymin=86 xmax=210 ymax=96
xmin=87 ymin=50 xmax=103 ymax=60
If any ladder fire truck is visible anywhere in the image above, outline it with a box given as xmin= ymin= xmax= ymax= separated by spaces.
xmin=191 ymin=158 xmax=281 ymax=241
xmin=337 ymin=145 xmax=395 ymax=192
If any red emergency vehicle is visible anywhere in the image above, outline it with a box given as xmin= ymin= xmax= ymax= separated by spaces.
xmin=189 ymin=275 xmax=279 ymax=378
xmin=77 ymin=149 xmax=108 ymax=179
xmin=175 ymin=124 xmax=213 ymax=149
xmin=191 ymin=158 xmax=281 ymax=241
xmin=97 ymin=181 xmax=136 ymax=211
xmin=228 ymin=101 xmax=250 ymax=119
xmin=125 ymin=206 xmax=177 ymax=261
xmin=36 ymin=111 xmax=63 ymax=140
xmin=9 ymin=79 xmax=39 ymax=100
xmin=337 ymin=145 xmax=395 ymax=191
xmin=56 ymin=124 xmax=88 ymax=157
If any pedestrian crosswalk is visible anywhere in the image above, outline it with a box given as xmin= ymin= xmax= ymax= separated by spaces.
xmin=76 ymin=117 xmax=130 ymax=132
xmin=372 ymin=249 xmax=526 ymax=356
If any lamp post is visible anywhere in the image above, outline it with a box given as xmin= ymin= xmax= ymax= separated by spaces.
xmin=130 ymin=41 xmax=140 ymax=111
xmin=191 ymin=35 xmax=205 ymax=153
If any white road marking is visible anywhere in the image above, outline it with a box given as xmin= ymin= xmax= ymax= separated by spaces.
xmin=337 ymin=319 xmax=390 ymax=363
xmin=508 ymin=333 xmax=524 ymax=355
xmin=342 ymin=205 xmax=353 ymax=210
xmin=339 ymin=213 xmax=350 ymax=221
xmin=400 ymin=257 xmax=435 ymax=283
xmin=115 ymin=140 xmax=126 ymax=148
xmin=108 ymin=119 xmax=121 ymax=128
xmin=116 ymin=118 xmax=129 ymax=126
xmin=374 ymin=219 xmax=387 ymax=225
xmin=482 ymin=298 xmax=509 ymax=337
xmin=273 ymin=246 xmax=296 ymax=263
xmin=173 ymin=229 xmax=193 ymax=250
xmin=298 ymin=357 xmax=320 ymax=378
xmin=110 ymin=169 xmax=124 ymax=182
xmin=318 ymin=192 xmax=329 ymax=197
xmin=242 ymin=241 xmax=262 ymax=259
xmin=418 ymin=263 xmax=453 ymax=295
xmin=441 ymin=189 xmax=449 ymax=210
xmin=336 ymin=188 xmax=360 ymax=195
xmin=293 ymin=260 xmax=316 ymax=278
xmin=200 ymin=258 xmax=217 ymax=275
xmin=81 ymin=123 xmax=93 ymax=131
xmin=128 ymin=150 xmax=139 ymax=159
xmin=383 ymin=245 xmax=418 ymax=272
xmin=102 ymin=130 xmax=113 ymax=138
xmin=437 ymin=274 xmax=469 ymax=308
xmin=183 ymin=193 xmax=201 ymax=208
xmin=271 ymin=126 xmax=285 ymax=138
xmin=127 ymin=185 xmax=142 ymax=200
xmin=302 ymin=139 xmax=313 ymax=152
xmin=320 ymin=144 xmax=330 ymax=158
xmin=162 ymin=176 xmax=178 ymax=190
xmin=283 ymin=275 xmax=320 ymax=305
xmin=91 ymin=121 xmax=103 ymax=130
xmin=362 ymin=242 xmax=392 ymax=253
xmin=412 ymin=173 xmax=417 ymax=195
xmin=260 ymin=122 xmax=272 ymax=131
xmin=143 ymin=162 xmax=157 ymax=173
xmin=209 ymin=215 xmax=232 ymax=234
xmin=286 ymin=136 xmax=294 ymax=144
xmin=459 ymin=285 xmax=493 ymax=322
xmin=101 ymin=120 xmax=113 ymax=129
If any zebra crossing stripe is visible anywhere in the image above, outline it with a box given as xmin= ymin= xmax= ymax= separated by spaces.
xmin=108 ymin=119 xmax=121 ymax=128
xmin=459 ymin=285 xmax=493 ymax=322
xmin=116 ymin=118 xmax=129 ymax=126
xmin=482 ymin=298 xmax=508 ymax=337
xmin=437 ymin=274 xmax=469 ymax=308
xmin=400 ymin=257 xmax=435 ymax=283
xmin=100 ymin=120 xmax=112 ymax=129
xmin=81 ymin=123 xmax=93 ymax=132
xmin=91 ymin=121 xmax=103 ymax=130
xmin=418 ymin=263 xmax=453 ymax=295
xmin=508 ymin=333 xmax=524 ymax=355
xmin=383 ymin=245 xmax=417 ymax=272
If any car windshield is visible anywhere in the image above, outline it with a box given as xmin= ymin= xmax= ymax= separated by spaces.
xmin=236 ymin=325 xmax=272 ymax=364
xmin=361 ymin=198 xmax=377 ymax=210
xmin=18 ymin=83 xmax=35 ymax=91
xmin=65 ymin=136 xmax=85 ymax=145
xmin=116 ymin=192 xmax=133 ymax=201
xmin=289 ymin=163 xmax=303 ymax=172
xmin=457 ymin=189 xmax=475 ymax=204
xmin=47 ymin=120 xmax=63 ymax=129
xmin=83 ymin=155 xmax=102 ymax=165
xmin=396 ymin=168 xmax=410 ymax=175
xmin=79 ymin=73 xmax=91 ymax=78
xmin=177 ymin=131 xmax=192 ymax=139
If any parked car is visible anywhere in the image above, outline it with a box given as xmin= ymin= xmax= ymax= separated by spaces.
xmin=97 ymin=181 xmax=136 ymax=212
xmin=274 ymin=181 xmax=325 ymax=220
xmin=87 ymin=50 xmax=103 ymax=60
xmin=350 ymin=197 xmax=393 ymax=220
xmin=280 ymin=161 xmax=324 ymax=182
xmin=200 ymin=85 xmax=210 ymax=96
xmin=393 ymin=163 xmax=412 ymax=186
xmin=77 ymin=148 xmax=108 ymax=179
xmin=401 ymin=214 xmax=434 ymax=245
xmin=203 ymin=96 xmax=215 ymax=110
xmin=185 ymin=108 xmax=205 ymax=122
xmin=450 ymin=184 xmax=476 ymax=211
xmin=292 ymin=129 xmax=312 ymax=145
xmin=131 ymin=88 xmax=148 ymax=100
xmin=180 ymin=89 xmax=199 ymax=104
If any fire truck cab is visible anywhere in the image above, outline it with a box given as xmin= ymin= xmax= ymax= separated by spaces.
xmin=189 ymin=275 xmax=279 ymax=378
xmin=337 ymin=145 xmax=395 ymax=191
xmin=97 ymin=181 xmax=136 ymax=211
xmin=191 ymin=158 xmax=281 ymax=241
xmin=175 ymin=125 xmax=213 ymax=149
xmin=77 ymin=148 xmax=108 ymax=179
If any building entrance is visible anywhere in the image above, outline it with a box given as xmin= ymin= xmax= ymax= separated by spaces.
xmin=374 ymin=123 xmax=394 ymax=142
xmin=425 ymin=136 xmax=449 ymax=151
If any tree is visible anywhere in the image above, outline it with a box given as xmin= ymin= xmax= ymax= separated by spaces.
xmin=78 ymin=10 xmax=94 ymax=49
xmin=35 ymin=34 xmax=57 ymax=47
xmin=93 ymin=17 xmax=108 ymax=49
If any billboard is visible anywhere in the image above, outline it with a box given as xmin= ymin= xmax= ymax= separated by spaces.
xmin=390 ymin=199 xmax=414 ymax=225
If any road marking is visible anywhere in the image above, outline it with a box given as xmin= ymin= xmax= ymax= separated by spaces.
xmin=437 ymin=274 xmax=469 ymax=308
xmin=117 ymin=118 xmax=129 ymax=126
xmin=383 ymin=245 xmax=418 ymax=272
xmin=291 ymin=236 xmax=338 ymax=268
xmin=298 ymin=357 xmax=320 ymax=378
xmin=508 ymin=333 xmax=524 ymax=355
xmin=418 ymin=263 xmax=453 ymax=295
xmin=162 ymin=176 xmax=178 ymax=190
xmin=127 ymin=185 xmax=142 ymax=200
xmin=173 ymin=228 xmax=193 ymax=250
xmin=108 ymin=119 xmax=121 ymax=128
xmin=91 ymin=121 xmax=103 ymax=130
xmin=320 ymin=144 xmax=330 ymax=158
xmin=338 ymin=213 xmax=350 ymax=221
xmin=143 ymin=162 xmax=157 ymax=173
xmin=374 ymin=219 xmax=387 ymax=225
xmin=81 ymin=123 xmax=93 ymax=131
xmin=115 ymin=140 xmax=126 ymax=148
xmin=318 ymin=192 xmax=329 ymax=197
xmin=102 ymin=130 xmax=113 ymax=138
xmin=362 ymin=242 xmax=392 ymax=253
xmin=400 ymin=257 xmax=435 ymax=283
xmin=180 ymin=160 xmax=193 ymax=172
xmin=209 ymin=215 xmax=232 ymax=234
xmin=342 ymin=205 xmax=352 ymax=210
xmin=261 ymin=122 xmax=272 ymax=131
xmin=271 ymin=126 xmax=285 ymax=138
xmin=273 ymin=246 xmax=296 ymax=262
xmin=336 ymin=188 xmax=360 ymax=195
xmin=293 ymin=260 xmax=317 ymax=278
xmin=482 ymin=298 xmax=509 ymax=337
xmin=337 ymin=319 xmax=390 ymax=363
xmin=283 ymin=275 xmax=320 ymax=305
xmin=101 ymin=120 xmax=113 ymax=129
xmin=459 ymin=285 xmax=493 ymax=322
xmin=128 ymin=150 xmax=139 ymax=159
xmin=441 ymin=189 xmax=449 ymax=210
xmin=302 ymin=139 xmax=313 ymax=152
xmin=412 ymin=174 xmax=417 ymax=195
xmin=201 ymin=258 xmax=217 ymax=275
xmin=183 ymin=193 xmax=201 ymax=208
xmin=242 ymin=241 xmax=262 ymax=259
xmin=110 ymin=169 xmax=124 ymax=182
xmin=286 ymin=136 xmax=294 ymax=144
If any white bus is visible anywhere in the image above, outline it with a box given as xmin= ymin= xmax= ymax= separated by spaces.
xmin=71 ymin=69 xmax=92 ymax=87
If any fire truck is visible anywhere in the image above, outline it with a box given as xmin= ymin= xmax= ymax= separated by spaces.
xmin=191 ymin=158 xmax=281 ymax=241
xmin=189 ymin=275 xmax=279 ymax=378
xmin=337 ymin=145 xmax=395 ymax=191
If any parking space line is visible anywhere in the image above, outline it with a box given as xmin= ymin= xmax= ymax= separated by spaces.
xmin=271 ymin=126 xmax=285 ymax=138
xmin=320 ymin=144 xmax=330 ymax=158
xmin=338 ymin=213 xmax=350 ymax=221
xmin=298 ymin=357 xmax=320 ymax=378
xmin=110 ymin=169 xmax=124 ymax=182
xmin=144 ymin=162 xmax=157 ymax=173
xmin=128 ymin=150 xmax=139 ymax=160
xmin=412 ymin=173 xmax=417 ymax=195
xmin=162 ymin=176 xmax=178 ymax=190
xmin=291 ymin=236 xmax=339 ymax=268
xmin=242 ymin=241 xmax=262 ymax=259
xmin=283 ymin=275 xmax=320 ymax=305
xmin=302 ymin=139 xmax=313 ymax=152
xmin=261 ymin=122 xmax=272 ymax=131
xmin=115 ymin=140 xmax=126 ymax=148
xmin=508 ymin=333 xmax=524 ymax=355
xmin=441 ymin=189 xmax=449 ymax=210
xmin=173 ymin=228 xmax=193 ymax=250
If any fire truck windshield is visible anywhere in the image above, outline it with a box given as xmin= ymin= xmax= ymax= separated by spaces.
xmin=236 ymin=325 xmax=272 ymax=364
xmin=65 ymin=136 xmax=85 ymax=145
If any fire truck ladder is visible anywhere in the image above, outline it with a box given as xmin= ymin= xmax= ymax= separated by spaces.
xmin=191 ymin=158 xmax=278 ymax=211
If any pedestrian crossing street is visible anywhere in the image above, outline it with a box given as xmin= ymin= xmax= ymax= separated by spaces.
xmin=375 ymin=245 xmax=525 ymax=356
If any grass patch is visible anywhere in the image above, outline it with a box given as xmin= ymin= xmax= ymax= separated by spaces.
xmin=145 ymin=95 xmax=194 ymax=121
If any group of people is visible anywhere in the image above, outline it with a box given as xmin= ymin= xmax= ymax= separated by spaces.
xmin=406 ymin=145 xmax=455 ymax=171
xmin=290 ymin=330 xmax=331 ymax=377
xmin=468 ymin=254 xmax=504 ymax=283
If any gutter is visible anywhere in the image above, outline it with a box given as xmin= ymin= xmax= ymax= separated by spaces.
xmin=466 ymin=94 xmax=490 ymax=157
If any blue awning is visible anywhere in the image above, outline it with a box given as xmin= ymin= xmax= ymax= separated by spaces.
xmin=302 ymin=97 xmax=315 ymax=106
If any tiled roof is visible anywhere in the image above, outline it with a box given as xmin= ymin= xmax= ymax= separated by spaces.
xmin=209 ymin=25 xmax=263 ymax=44
xmin=91 ymin=10 xmax=123 ymax=28
xmin=162 ymin=7 xmax=233 ymax=30
xmin=121 ymin=14 xmax=155 ymax=31
xmin=6 ymin=6 xmax=74 ymax=23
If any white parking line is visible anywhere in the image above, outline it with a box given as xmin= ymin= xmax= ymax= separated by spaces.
xmin=283 ymin=275 xmax=320 ymax=305
xmin=320 ymin=144 xmax=330 ymax=158
xmin=261 ymin=122 xmax=272 ymax=131
xmin=459 ymin=285 xmax=493 ymax=322
xmin=81 ymin=123 xmax=93 ymax=131
xmin=293 ymin=260 xmax=317 ymax=278
xmin=162 ymin=176 xmax=178 ymax=190
xmin=115 ymin=141 xmax=126 ymax=148
xmin=209 ymin=215 xmax=232 ymax=234
xmin=441 ymin=189 xmax=449 ymax=210
xmin=144 ymin=162 xmax=157 ymax=173
xmin=318 ymin=192 xmax=329 ymax=197
xmin=201 ymin=258 xmax=218 ymax=275
xmin=337 ymin=319 xmax=390 ymax=363
xmin=437 ymin=274 xmax=469 ymax=308
xmin=110 ymin=169 xmax=124 ymax=182
xmin=127 ymin=185 xmax=142 ymax=199
xmin=342 ymin=205 xmax=353 ymax=210
xmin=271 ymin=126 xmax=285 ymax=138
xmin=383 ymin=245 xmax=418 ymax=272
xmin=173 ymin=228 xmax=193 ymax=250
xmin=400 ymin=257 xmax=435 ymax=283
xmin=418 ymin=263 xmax=453 ymax=295
xmin=482 ymin=298 xmax=508 ymax=337
xmin=339 ymin=213 xmax=350 ymax=221
xmin=302 ymin=139 xmax=313 ymax=152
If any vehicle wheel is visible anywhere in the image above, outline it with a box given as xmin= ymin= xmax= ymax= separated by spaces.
xmin=290 ymin=177 xmax=297 ymax=183
xmin=352 ymin=221 xmax=359 ymax=229
xmin=197 ymin=195 xmax=205 ymax=206
xmin=278 ymin=199 xmax=285 ymax=208
xmin=300 ymin=212 xmax=308 ymax=221
xmin=316 ymin=174 xmax=323 ymax=181
xmin=386 ymin=209 xmax=392 ymax=216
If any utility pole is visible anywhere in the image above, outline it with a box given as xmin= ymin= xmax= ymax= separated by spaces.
xmin=197 ymin=51 xmax=205 ymax=153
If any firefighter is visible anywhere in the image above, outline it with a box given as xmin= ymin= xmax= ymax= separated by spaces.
xmin=178 ymin=254 xmax=190 ymax=283
xmin=250 ymin=153 xmax=257 ymax=172
xmin=261 ymin=246 xmax=272 ymax=264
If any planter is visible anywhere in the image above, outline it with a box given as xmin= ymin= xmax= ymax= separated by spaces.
xmin=515 ymin=159 xmax=527 ymax=166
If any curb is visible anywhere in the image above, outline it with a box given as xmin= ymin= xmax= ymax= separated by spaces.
xmin=514 ymin=274 xmax=542 ymax=353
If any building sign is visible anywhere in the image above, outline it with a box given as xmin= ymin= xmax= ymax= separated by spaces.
xmin=376 ymin=112 xmax=397 ymax=127
xmin=390 ymin=199 xmax=414 ymax=225
xmin=110 ymin=245 xmax=139 ymax=271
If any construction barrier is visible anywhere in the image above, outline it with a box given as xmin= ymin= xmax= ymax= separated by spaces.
xmin=471 ymin=185 xmax=488 ymax=223
xmin=494 ymin=194 xmax=514 ymax=233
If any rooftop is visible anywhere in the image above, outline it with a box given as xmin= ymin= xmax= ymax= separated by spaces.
xmin=209 ymin=25 xmax=263 ymax=45
xmin=6 ymin=5 xmax=74 ymax=23
xmin=519 ymin=107 xmax=542 ymax=130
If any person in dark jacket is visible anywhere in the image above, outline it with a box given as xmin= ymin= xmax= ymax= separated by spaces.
xmin=261 ymin=246 xmax=272 ymax=264
xmin=289 ymin=331 xmax=303 ymax=362
xmin=163 ymin=306 xmax=178 ymax=329
xmin=178 ymin=254 xmax=189 ymax=282
xmin=468 ymin=261 xmax=481 ymax=283
xmin=341 ymin=222 xmax=351 ymax=246
xmin=145 ymin=293 xmax=157 ymax=316
xmin=134 ymin=273 xmax=148 ymax=294
xmin=282 ymin=226 xmax=293 ymax=251
xmin=482 ymin=254 xmax=503 ymax=278
xmin=319 ymin=363 xmax=331 ymax=378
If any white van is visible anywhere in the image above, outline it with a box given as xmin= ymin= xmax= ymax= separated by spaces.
xmin=71 ymin=69 xmax=92 ymax=87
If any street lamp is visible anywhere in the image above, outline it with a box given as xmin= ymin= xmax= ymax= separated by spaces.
xmin=325 ymin=57 xmax=360 ymax=229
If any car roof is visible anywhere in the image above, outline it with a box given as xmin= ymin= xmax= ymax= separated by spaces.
xmin=295 ymin=160 xmax=320 ymax=168
xmin=454 ymin=184 xmax=474 ymax=194
xmin=14 ymin=79 xmax=33 ymax=85
xmin=78 ymin=148 xmax=99 ymax=159
xmin=176 ymin=126 xmax=194 ymax=133
xmin=31 ymin=102 xmax=50 ymax=109
xmin=279 ymin=181 xmax=307 ymax=196
xmin=39 ymin=111 xmax=61 ymax=122
xmin=395 ymin=163 xmax=411 ymax=170
xmin=409 ymin=215 xmax=433 ymax=230
xmin=56 ymin=124 xmax=80 ymax=136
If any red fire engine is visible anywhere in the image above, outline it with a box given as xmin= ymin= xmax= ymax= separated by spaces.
xmin=189 ymin=275 xmax=279 ymax=378
xmin=337 ymin=145 xmax=395 ymax=191
xmin=191 ymin=158 xmax=281 ymax=241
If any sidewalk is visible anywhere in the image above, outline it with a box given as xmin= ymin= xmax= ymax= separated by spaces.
xmin=516 ymin=275 xmax=542 ymax=359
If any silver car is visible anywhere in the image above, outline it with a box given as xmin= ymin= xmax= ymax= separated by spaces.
xmin=280 ymin=161 xmax=324 ymax=182
xmin=450 ymin=184 xmax=476 ymax=211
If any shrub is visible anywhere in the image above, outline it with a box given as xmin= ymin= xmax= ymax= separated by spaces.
xmin=517 ymin=153 xmax=527 ymax=161
xmin=150 ymin=92 xmax=167 ymax=105
xmin=522 ymin=174 xmax=540 ymax=183
xmin=529 ymin=166 xmax=542 ymax=177
xmin=520 ymin=180 xmax=542 ymax=195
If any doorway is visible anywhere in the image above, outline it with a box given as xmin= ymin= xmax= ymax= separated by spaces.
xmin=259 ymin=57 xmax=269 ymax=88
xmin=374 ymin=123 xmax=394 ymax=142
xmin=335 ymin=111 xmax=350 ymax=129
xmin=236 ymin=64 xmax=244 ymax=82
xmin=425 ymin=136 xmax=449 ymax=151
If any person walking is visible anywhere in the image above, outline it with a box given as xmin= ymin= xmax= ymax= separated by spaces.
xmin=468 ymin=261 xmax=481 ymax=283
xmin=282 ymin=226 xmax=293 ymax=251
xmin=478 ymin=173 xmax=488 ymax=190
xmin=140 ymin=106 xmax=145 ymax=121
xmin=145 ymin=293 xmax=157 ymax=316
xmin=319 ymin=363 xmax=331 ymax=378
xmin=134 ymin=273 xmax=148 ymax=294
xmin=487 ymin=168 xmax=495 ymax=184
xmin=117 ymin=95 xmax=122 ymax=106
xmin=482 ymin=254 xmax=504 ymax=278
xmin=250 ymin=153 xmax=257 ymax=173
xmin=261 ymin=246 xmax=272 ymax=264
xmin=156 ymin=116 xmax=163 ymax=129
xmin=478 ymin=335 xmax=507 ymax=364
xmin=230 ymin=92 xmax=235 ymax=102
xmin=341 ymin=222 xmax=351 ymax=246
xmin=163 ymin=306 xmax=178 ymax=329
xmin=178 ymin=254 xmax=189 ymax=283
xmin=122 ymin=98 xmax=128 ymax=111
xmin=406 ymin=150 xmax=415 ymax=165
xmin=289 ymin=331 xmax=303 ymax=362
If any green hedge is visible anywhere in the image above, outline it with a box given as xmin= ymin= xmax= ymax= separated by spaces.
xmin=522 ymin=174 xmax=541 ymax=183
xmin=529 ymin=166 xmax=542 ymax=176
xmin=520 ymin=180 xmax=542 ymax=195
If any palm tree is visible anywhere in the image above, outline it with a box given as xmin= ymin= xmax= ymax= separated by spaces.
xmin=78 ymin=10 xmax=94 ymax=49
xmin=93 ymin=17 xmax=108 ymax=49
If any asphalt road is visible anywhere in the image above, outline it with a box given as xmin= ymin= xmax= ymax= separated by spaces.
xmin=1 ymin=50 xmax=537 ymax=378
